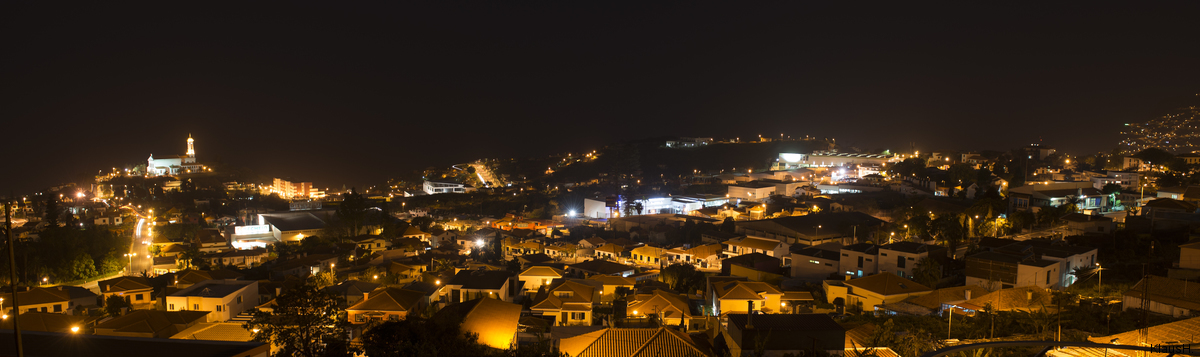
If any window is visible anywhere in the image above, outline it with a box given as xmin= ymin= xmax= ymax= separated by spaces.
xmin=898 ymin=256 xmax=906 ymax=269
xmin=53 ymin=304 xmax=62 ymax=313
xmin=169 ymin=304 xmax=175 ymax=310
xmin=237 ymin=296 xmax=243 ymax=304
xmin=880 ymin=253 xmax=888 ymax=257
xmin=1046 ymin=272 xmax=1051 ymax=284
xmin=809 ymin=260 xmax=820 ymax=265
xmin=825 ymin=263 xmax=833 ymax=266
xmin=842 ymin=253 xmax=849 ymax=257
xmin=356 ymin=314 xmax=365 ymax=323
xmin=136 ymin=294 xmax=144 ymax=301
xmin=857 ymin=256 xmax=864 ymax=268
xmin=193 ymin=304 xmax=199 ymax=310
xmin=216 ymin=305 xmax=223 ymax=312
xmin=40 ymin=307 xmax=46 ymax=312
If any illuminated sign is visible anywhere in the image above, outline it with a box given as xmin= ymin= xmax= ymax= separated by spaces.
xmin=234 ymin=225 xmax=271 ymax=235
xmin=779 ymin=153 xmax=805 ymax=163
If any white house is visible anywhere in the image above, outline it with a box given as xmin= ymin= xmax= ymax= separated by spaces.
xmin=165 ymin=279 xmax=258 ymax=322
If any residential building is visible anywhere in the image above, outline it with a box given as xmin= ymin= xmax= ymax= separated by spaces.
xmin=1122 ymin=275 xmax=1200 ymax=318
xmin=1170 ymin=241 xmax=1200 ymax=280
xmin=347 ymin=287 xmax=426 ymax=324
xmin=201 ymin=248 xmax=269 ymax=268
xmin=1053 ymin=315 xmax=1200 ymax=357
xmin=734 ymin=212 xmax=888 ymax=246
xmin=98 ymin=276 xmax=155 ymax=309
xmin=253 ymin=212 xmax=327 ymax=244
xmin=517 ymin=266 xmax=566 ymax=295
xmin=839 ymin=243 xmax=879 ymax=278
xmin=1061 ymin=213 xmax=1116 ymax=236
xmin=965 ymin=251 xmax=1059 ymax=291
xmin=433 ymin=297 xmax=522 ymax=349
xmin=530 ymin=280 xmax=598 ymax=326
xmin=957 ymin=286 xmax=1053 ymax=315
xmin=840 ymin=273 xmax=932 ymax=312
xmin=627 ymin=289 xmax=702 ymax=331
xmin=629 ymin=245 xmax=668 ymax=267
xmin=1007 ymin=182 xmax=1109 ymax=213
xmin=445 ymin=270 xmax=514 ymax=303
xmin=586 ymin=275 xmax=636 ymax=302
xmin=791 ymin=243 xmax=842 ymax=281
xmin=724 ymin=314 xmax=845 ymax=357
xmin=724 ymin=236 xmax=788 ymax=260
xmin=568 ymin=260 xmax=635 ymax=278
xmin=326 ymin=280 xmax=381 ymax=306
xmin=877 ymin=242 xmax=946 ymax=279
xmin=877 ymin=286 xmax=987 ymax=316
xmin=709 ymin=281 xmax=784 ymax=315
xmin=0 ymin=286 xmax=97 ymax=315
xmin=269 ymin=254 xmax=338 ymax=279
xmin=165 ymin=280 xmax=259 ymax=322
xmin=721 ymin=253 xmax=780 ymax=276
xmin=93 ymin=310 xmax=210 ymax=338
xmin=664 ymin=243 xmax=723 ymax=270
xmin=349 ymin=235 xmax=391 ymax=254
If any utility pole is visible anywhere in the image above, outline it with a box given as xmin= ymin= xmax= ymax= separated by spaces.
xmin=5 ymin=195 xmax=24 ymax=357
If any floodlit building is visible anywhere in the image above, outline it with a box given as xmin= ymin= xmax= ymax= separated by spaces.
xmin=271 ymin=178 xmax=315 ymax=199
xmin=423 ymin=180 xmax=476 ymax=195
xmin=147 ymin=135 xmax=207 ymax=176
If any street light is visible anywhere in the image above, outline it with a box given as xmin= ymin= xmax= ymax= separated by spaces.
xmin=1096 ymin=263 xmax=1103 ymax=296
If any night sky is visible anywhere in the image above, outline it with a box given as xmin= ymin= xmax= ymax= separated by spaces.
xmin=3 ymin=2 xmax=1199 ymax=193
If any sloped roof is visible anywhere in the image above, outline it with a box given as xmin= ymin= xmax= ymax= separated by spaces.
xmin=0 ymin=286 xmax=95 ymax=306
xmin=960 ymin=286 xmax=1053 ymax=311
xmin=0 ymin=312 xmax=87 ymax=333
xmin=904 ymin=285 xmax=989 ymax=310
xmin=844 ymin=273 xmax=931 ymax=296
xmin=727 ymin=237 xmax=782 ymax=251
xmin=326 ymin=280 xmax=381 ymax=296
xmin=712 ymin=281 xmax=783 ymax=301
xmin=879 ymin=241 xmax=942 ymax=254
xmin=169 ymin=322 xmax=254 ymax=342
xmin=586 ymin=275 xmax=636 ymax=287
xmin=595 ymin=243 xmax=626 ymax=254
xmin=100 ymin=276 xmax=153 ymax=294
xmin=684 ymin=243 xmax=722 ymax=258
xmin=563 ymin=327 xmax=710 ymax=357
xmin=402 ymin=226 xmax=430 ymax=237
xmin=1054 ymin=316 xmax=1200 ymax=357
xmin=519 ymin=266 xmax=565 ymax=278
xmin=95 ymin=310 xmax=210 ymax=338
xmin=1144 ymin=198 xmax=1197 ymax=211
xmin=434 ymin=298 xmax=522 ymax=349
xmin=259 ymin=212 xmax=326 ymax=231
xmin=570 ymin=260 xmax=635 ymax=275
xmin=531 ymin=280 xmax=595 ymax=311
xmin=1124 ymin=275 xmax=1200 ymax=312
xmin=448 ymin=270 xmax=513 ymax=290
xmin=347 ymin=287 xmax=424 ymax=312
xmin=628 ymin=290 xmax=695 ymax=320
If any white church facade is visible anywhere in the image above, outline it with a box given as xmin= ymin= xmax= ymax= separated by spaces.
xmin=147 ymin=135 xmax=206 ymax=176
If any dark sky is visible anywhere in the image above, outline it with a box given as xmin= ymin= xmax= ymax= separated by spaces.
xmin=3 ymin=2 xmax=1199 ymax=193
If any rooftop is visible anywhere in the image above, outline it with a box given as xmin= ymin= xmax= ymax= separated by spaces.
xmin=0 ymin=330 xmax=267 ymax=357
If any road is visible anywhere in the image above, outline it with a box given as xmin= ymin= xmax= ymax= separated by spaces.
xmin=470 ymin=162 xmax=498 ymax=188
xmin=127 ymin=216 xmax=154 ymax=275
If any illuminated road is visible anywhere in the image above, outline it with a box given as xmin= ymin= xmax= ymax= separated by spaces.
xmin=127 ymin=216 xmax=153 ymax=276
xmin=470 ymin=162 xmax=498 ymax=188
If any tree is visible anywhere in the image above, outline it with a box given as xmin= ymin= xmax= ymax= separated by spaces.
xmin=43 ymin=195 xmax=61 ymax=227
xmin=720 ymin=217 xmax=736 ymax=233
xmin=660 ymin=263 xmax=706 ymax=295
xmin=104 ymin=294 xmax=131 ymax=317
xmin=335 ymin=189 xmax=371 ymax=238
xmin=244 ymin=280 xmax=357 ymax=357
xmin=69 ymin=252 xmax=97 ymax=280
xmin=911 ymin=258 xmax=941 ymax=288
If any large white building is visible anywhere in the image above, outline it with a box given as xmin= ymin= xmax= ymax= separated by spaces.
xmin=165 ymin=279 xmax=258 ymax=322
xmin=423 ymin=180 xmax=476 ymax=195
xmin=581 ymin=194 xmax=728 ymax=219
xmin=147 ymin=135 xmax=206 ymax=176
xmin=775 ymin=151 xmax=895 ymax=169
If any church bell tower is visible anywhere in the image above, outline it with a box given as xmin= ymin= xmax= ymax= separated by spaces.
xmin=186 ymin=134 xmax=195 ymax=158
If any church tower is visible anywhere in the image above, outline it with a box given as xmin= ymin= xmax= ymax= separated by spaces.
xmin=186 ymin=134 xmax=195 ymax=158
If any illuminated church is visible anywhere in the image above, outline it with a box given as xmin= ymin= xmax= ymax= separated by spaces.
xmin=147 ymin=134 xmax=206 ymax=176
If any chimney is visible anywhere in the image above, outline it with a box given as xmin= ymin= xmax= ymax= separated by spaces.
xmin=964 ymin=289 xmax=971 ymax=301
xmin=363 ymin=292 xmax=370 ymax=301
xmin=1026 ymin=290 xmax=1033 ymax=301
xmin=746 ymin=300 xmax=755 ymax=328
